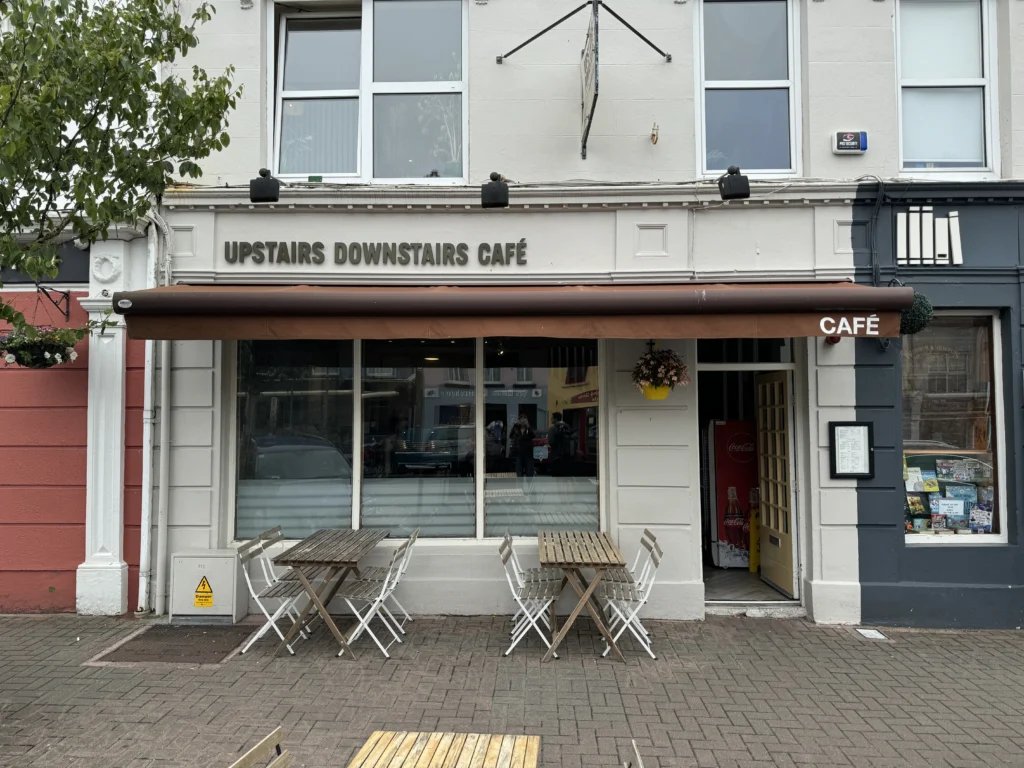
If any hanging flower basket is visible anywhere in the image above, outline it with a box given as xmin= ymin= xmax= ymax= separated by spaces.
xmin=632 ymin=345 xmax=691 ymax=400
xmin=0 ymin=327 xmax=81 ymax=369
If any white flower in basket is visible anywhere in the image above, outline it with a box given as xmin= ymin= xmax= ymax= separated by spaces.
xmin=631 ymin=346 xmax=691 ymax=400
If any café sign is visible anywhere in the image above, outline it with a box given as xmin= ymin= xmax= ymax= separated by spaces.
xmin=819 ymin=315 xmax=881 ymax=336
xmin=224 ymin=239 xmax=529 ymax=268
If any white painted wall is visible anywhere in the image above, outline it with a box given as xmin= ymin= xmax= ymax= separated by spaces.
xmin=172 ymin=0 xmax=1024 ymax=187
xmin=141 ymin=197 xmax=867 ymax=622
xmin=608 ymin=339 xmax=703 ymax=619
xmin=803 ymin=336 xmax=860 ymax=624
xmin=149 ymin=340 xmax=225 ymax=612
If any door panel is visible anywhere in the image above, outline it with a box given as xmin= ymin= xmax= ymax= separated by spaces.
xmin=756 ymin=372 xmax=796 ymax=598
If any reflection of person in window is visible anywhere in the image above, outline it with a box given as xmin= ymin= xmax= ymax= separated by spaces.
xmin=509 ymin=415 xmax=535 ymax=477
xmin=548 ymin=411 xmax=574 ymax=477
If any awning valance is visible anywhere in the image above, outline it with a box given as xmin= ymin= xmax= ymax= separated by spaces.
xmin=111 ymin=282 xmax=914 ymax=340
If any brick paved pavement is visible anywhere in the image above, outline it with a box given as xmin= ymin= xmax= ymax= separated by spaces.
xmin=2 ymin=614 xmax=1024 ymax=767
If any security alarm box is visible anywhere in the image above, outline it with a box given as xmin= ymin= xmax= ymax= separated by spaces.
xmin=832 ymin=131 xmax=868 ymax=154
xmin=169 ymin=549 xmax=247 ymax=623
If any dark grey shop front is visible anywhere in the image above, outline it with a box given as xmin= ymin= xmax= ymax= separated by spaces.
xmin=853 ymin=183 xmax=1024 ymax=628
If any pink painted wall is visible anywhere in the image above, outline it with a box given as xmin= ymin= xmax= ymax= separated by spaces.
xmin=0 ymin=291 xmax=144 ymax=613
xmin=124 ymin=338 xmax=145 ymax=611
xmin=0 ymin=292 xmax=89 ymax=611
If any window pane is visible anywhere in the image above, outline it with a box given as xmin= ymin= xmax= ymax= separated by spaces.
xmin=705 ymin=88 xmax=790 ymax=171
xmin=900 ymin=0 xmax=982 ymax=80
xmin=902 ymin=87 xmax=984 ymax=168
xmin=361 ymin=339 xmax=475 ymax=537
xmin=283 ymin=19 xmax=360 ymax=91
xmin=279 ymin=98 xmax=359 ymax=175
xmin=373 ymin=93 xmax=462 ymax=178
xmin=902 ymin=317 xmax=998 ymax=536
xmin=235 ymin=341 xmax=354 ymax=540
xmin=703 ymin=0 xmax=788 ymax=81
xmin=482 ymin=339 xmax=599 ymax=537
xmin=374 ymin=0 xmax=462 ymax=82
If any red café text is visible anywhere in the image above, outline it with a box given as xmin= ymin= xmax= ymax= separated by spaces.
xmin=224 ymin=240 xmax=528 ymax=267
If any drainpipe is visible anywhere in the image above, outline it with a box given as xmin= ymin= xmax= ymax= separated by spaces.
xmin=150 ymin=211 xmax=173 ymax=617
xmin=153 ymin=337 xmax=171 ymax=615
xmin=135 ymin=219 xmax=160 ymax=613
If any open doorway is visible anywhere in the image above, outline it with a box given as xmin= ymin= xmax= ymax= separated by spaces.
xmin=698 ymin=340 xmax=798 ymax=603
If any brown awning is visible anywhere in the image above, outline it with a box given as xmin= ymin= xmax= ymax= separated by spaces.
xmin=112 ymin=282 xmax=914 ymax=340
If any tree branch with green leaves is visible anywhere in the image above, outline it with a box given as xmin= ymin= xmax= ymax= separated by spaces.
xmin=0 ymin=0 xmax=241 ymax=350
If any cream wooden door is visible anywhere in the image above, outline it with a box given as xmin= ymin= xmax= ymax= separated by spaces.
xmin=756 ymin=372 xmax=797 ymax=598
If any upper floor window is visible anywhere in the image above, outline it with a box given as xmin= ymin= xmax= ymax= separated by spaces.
xmin=898 ymin=0 xmax=991 ymax=171
xmin=699 ymin=0 xmax=797 ymax=175
xmin=274 ymin=0 xmax=465 ymax=183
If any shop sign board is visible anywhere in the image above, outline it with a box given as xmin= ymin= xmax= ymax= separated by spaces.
xmin=580 ymin=0 xmax=598 ymax=159
xmin=224 ymin=239 xmax=529 ymax=269
xmin=206 ymin=212 xmax=620 ymax=278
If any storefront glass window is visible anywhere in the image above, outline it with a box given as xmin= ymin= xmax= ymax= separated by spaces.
xmin=482 ymin=339 xmax=600 ymax=537
xmin=361 ymin=339 xmax=476 ymax=537
xmin=902 ymin=316 xmax=999 ymax=537
xmin=235 ymin=341 xmax=354 ymax=539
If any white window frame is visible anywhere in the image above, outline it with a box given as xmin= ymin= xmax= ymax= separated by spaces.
xmin=225 ymin=338 xmax=605 ymax=543
xmin=267 ymin=0 xmax=469 ymax=185
xmin=904 ymin=310 xmax=1008 ymax=546
xmin=694 ymin=0 xmax=802 ymax=178
xmin=895 ymin=0 xmax=999 ymax=179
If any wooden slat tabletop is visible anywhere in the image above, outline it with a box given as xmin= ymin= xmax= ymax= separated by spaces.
xmin=347 ymin=730 xmax=540 ymax=768
xmin=274 ymin=528 xmax=389 ymax=567
xmin=538 ymin=530 xmax=625 ymax=568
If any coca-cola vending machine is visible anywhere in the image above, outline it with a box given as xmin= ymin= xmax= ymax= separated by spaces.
xmin=707 ymin=420 xmax=758 ymax=568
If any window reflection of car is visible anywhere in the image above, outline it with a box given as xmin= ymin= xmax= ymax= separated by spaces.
xmin=394 ymin=425 xmax=487 ymax=474
xmin=250 ymin=434 xmax=352 ymax=480
xmin=236 ymin=434 xmax=352 ymax=539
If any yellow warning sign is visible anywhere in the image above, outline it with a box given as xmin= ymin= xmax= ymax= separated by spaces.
xmin=194 ymin=576 xmax=213 ymax=608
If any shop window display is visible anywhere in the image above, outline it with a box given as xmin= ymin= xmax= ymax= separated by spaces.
xmin=235 ymin=341 xmax=355 ymax=539
xmin=361 ymin=339 xmax=476 ymax=537
xmin=902 ymin=316 xmax=999 ymax=537
xmin=482 ymin=338 xmax=600 ymax=537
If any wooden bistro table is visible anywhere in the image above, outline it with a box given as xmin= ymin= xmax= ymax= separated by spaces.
xmin=273 ymin=528 xmax=389 ymax=658
xmin=538 ymin=530 xmax=627 ymax=663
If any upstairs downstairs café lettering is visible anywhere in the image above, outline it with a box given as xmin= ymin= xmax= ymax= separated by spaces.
xmin=224 ymin=239 xmax=528 ymax=268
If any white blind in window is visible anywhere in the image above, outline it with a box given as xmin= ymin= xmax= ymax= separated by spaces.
xmin=900 ymin=0 xmax=982 ymax=80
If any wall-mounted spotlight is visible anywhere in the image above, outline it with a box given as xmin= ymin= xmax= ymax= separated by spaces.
xmin=481 ymin=172 xmax=509 ymax=209
xmin=825 ymin=336 xmax=842 ymax=345
xmin=717 ymin=166 xmax=750 ymax=201
xmin=250 ymin=168 xmax=280 ymax=204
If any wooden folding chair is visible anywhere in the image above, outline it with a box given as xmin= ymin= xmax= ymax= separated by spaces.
xmin=229 ymin=726 xmax=290 ymax=768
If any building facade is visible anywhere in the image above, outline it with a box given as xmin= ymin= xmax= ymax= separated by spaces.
xmin=854 ymin=186 xmax=1024 ymax=628
xmin=47 ymin=0 xmax=1024 ymax=627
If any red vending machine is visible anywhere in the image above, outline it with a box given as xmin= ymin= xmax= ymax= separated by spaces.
xmin=707 ymin=420 xmax=758 ymax=569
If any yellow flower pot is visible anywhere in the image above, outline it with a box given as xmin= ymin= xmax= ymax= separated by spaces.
xmin=642 ymin=384 xmax=671 ymax=400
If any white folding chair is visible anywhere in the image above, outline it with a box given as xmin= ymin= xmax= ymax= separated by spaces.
xmin=237 ymin=536 xmax=308 ymax=655
xmin=333 ymin=541 xmax=410 ymax=658
xmin=500 ymin=537 xmax=562 ymax=637
xmin=254 ymin=527 xmax=319 ymax=639
xmin=623 ymin=739 xmax=645 ymax=768
xmin=504 ymin=529 xmax=563 ymax=583
xmin=604 ymin=529 xmax=658 ymax=586
xmin=358 ymin=528 xmax=419 ymax=632
xmin=599 ymin=543 xmax=662 ymax=659
xmin=500 ymin=544 xmax=561 ymax=658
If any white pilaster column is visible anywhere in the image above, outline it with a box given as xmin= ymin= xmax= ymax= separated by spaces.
xmin=76 ymin=241 xmax=130 ymax=615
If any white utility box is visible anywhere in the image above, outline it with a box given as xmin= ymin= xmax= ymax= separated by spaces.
xmin=169 ymin=549 xmax=247 ymax=623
